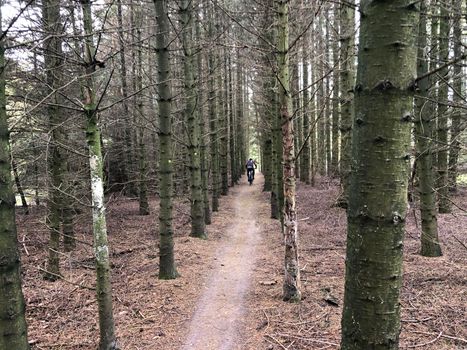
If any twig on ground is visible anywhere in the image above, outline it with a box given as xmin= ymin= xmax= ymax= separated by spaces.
xmin=21 ymin=235 xmax=29 ymax=256
xmin=407 ymin=331 xmax=443 ymax=348
xmin=265 ymin=334 xmax=287 ymax=350
xmin=276 ymin=333 xmax=339 ymax=347
xmin=452 ymin=234 xmax=467 ymax=250
xmin=411 ymin=331 xmax=467 ymax=345
xmin=401 ymin=317 xmax=433 ymax=323
xmin=262 ymin=309 xmax=270 ymax=332
xmin=36 ymin=266 xmax=95 ymax=291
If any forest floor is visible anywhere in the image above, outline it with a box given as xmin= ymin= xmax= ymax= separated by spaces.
xmin=19 ymin=174 xmax=466 ymax=349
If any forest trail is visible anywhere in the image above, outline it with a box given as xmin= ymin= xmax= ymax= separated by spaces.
xmin=181 ymin=174 xmax=264 ymax=350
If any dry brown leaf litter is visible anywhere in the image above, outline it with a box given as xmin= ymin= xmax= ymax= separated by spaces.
xmin=19 ymin=175 xmax=467 ymax=349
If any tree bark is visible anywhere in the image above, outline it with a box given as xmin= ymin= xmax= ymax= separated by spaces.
xmin=300 ymin=33 xmax=310 ymax=184
xmin=337 ymin=0 xmax=355 ymax=208
xmin=43 ymin=0 xmax=65 ymax=281
xmin=180 ymin=0 xmax=206 ymax=238
xmin=154 ymin=0 xmax=178 ymax=280
xmin=196 ymin=16 xmax=211 ymax=226
xmin=208 ymin=20 xmax=219 ymax=212
xmin=80 ymin=1 xmax=118 ymax=348
xmin=276 ymin=0 xmax=301 ymax=302
xmin=135 ymin=9 xmax=149 ymax=216
xmin=340 ymin=1 xmax=420 ymax=348
xmin=415 ymin=1 xmax=442 ymax=257
xmin=330 ymin=3 xmax=340 ymax=177
xmin=0 ymin=7 xmax=29 ymax=346
xmin=448 ymin=2 xmax=463 ymax=193
xmin=436 ymin=2 xmax=450 ymax=213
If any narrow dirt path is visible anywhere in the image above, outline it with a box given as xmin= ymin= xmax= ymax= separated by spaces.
xmin=181 ymin=175 xmax=263 ymax=350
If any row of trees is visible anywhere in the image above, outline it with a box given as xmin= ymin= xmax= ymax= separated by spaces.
xmin=0 ymin=0 xmax=465 ymax=349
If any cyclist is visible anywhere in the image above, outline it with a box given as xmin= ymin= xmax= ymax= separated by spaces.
xmin=246 ymin=158 xmax=257 ymax=183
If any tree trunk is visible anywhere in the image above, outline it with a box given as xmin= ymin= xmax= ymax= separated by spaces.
xmin=340 ymin=1 xmax=420 ymax=348
xmin=180 ymin=0 xmax=206 ymax=238
xmin=415 ymin=1 xmax=442 ymax=257
xmin=317 ymin=14 xmax=326 ymax=176
xmin=436 ymin=3 xmax=450 ymax=213
xmin=80 ymin=1 xmax=118 ymax=348
xmin=228 ymin=55 xmax=237 ymax=187
xmin=337 ymin=0 xmax=355 ymax=208
xmin=448 ymin=3 xmax=463 ymax=193
xmin=43 ymin=0 xmax=65 ymax=281
xmin=330 ymin=3 xmax=340 ymax=177
xmin=220 ymin=46 xmax=229 ymax=196
xmin=235 ymin=49 xmax=245 ymax=184
xmin=135 ymin=10 xmax=149 ymax=216
xmin=208 ymin=26 xmax=219 ymax=212
xmin=0 ymin=8 xmax=29 ymax=346
xmin=154 ymin=0 xmax=178 ymax=280
xmin=196 ymin=17 xmax=211 ymax=226
xmin=276 ymin=0 xmax=301 ymax=302
xmin=116 ymin=0 xmax=135 ymax=195
xmin=300 ymin=35 xmax=310 ymax=184
xmin=325 ymin=11 xmax=332 ymax=176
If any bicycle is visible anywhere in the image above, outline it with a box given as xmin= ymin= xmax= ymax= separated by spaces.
xmin=247 ymin=170 xmax=254 ymax=185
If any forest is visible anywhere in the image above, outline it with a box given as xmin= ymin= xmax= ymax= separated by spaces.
xmin=0 ymin=0 xmax=466 ymax=349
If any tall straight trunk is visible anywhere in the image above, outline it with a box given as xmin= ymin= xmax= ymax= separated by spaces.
xmin=196 ymin=17 xmax=211 ymax=225
xmin=228 ymin=55 xmax=237 ymax=186
xmin=259 ymin=2 xmax=273 ymax=192
xmin=340 ymin=1 xmax=420 ymax=348
xmin=270 ymin=44 xmax=280 ymax=218
xmin=116 ymin=0 xmax=135 ymax=195
xmin=80 ymin=1 xmax=117 ymax=348
xmin=218 ymin=51 xmax=228 ymax=196
xmin=274 ymin=93 xmax=284 ymax=225
xmin=0 ymin=8 xmax=29 ymax=346
xmin=235 ymin=48 xmax=246 ymax=183
xmin=11 ymin=159 xmax=28 ymax=214
xmin=415 ymin=1 xmax=442 ymax=257
xmin=154 ymin=0 xmax=178 ymax=279
xmin=337 ymin=0 xmax=355 ymax=207
xmin=300 ymin=40 xmax=310 ymax=184
xmin=147 ymin=19 xmax=159 ymax=194
xmin=316 ymin=14 xmax=326 ymax=176
xmin=220 ymin=47 xmax=229 ymax=195
xmin=261 ymin=65 xmax=273 ymax=191
xmin=208 ymin=29 xmax=219 ymax=212
xmin=292 ymin=63 xmax=301 ymax=178
xmin=180 ymin=0 xmax=206 ymax=238
xmin=448 ymin=2 xmax=463 ymax=193
xmin=429 ymin=1 xmax=439 ymax=168
xmin=270 ymin=88 xmax=280 ymax=219
xmin=325 ymin=12 xmax=332 ymax=176
xmin=276 ymin=0 xmax=300 ymax=302
xmin=136 ymin=13 xmax=149 ymax=216
xmin=43 ymin=0 xmax=65 ymax=281
xmin=436 ymin=3 xmax=450 ymax=213
xmin=330 ymin=3 xmax=340 ymax=176
xmin=310 ymin=49 xmax=317 ymax=187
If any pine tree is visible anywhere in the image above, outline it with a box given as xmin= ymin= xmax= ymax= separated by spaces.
xmin=341 ymin=1 xmax=420 ymax=348
xmin=154 ymin=0 xmax=179 ymax=280
xmin=0 ymin=6 xmax=29 ymax=347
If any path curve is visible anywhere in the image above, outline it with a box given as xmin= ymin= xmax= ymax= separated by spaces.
xmin=181 ymin=175 xmax=263 ymax=350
